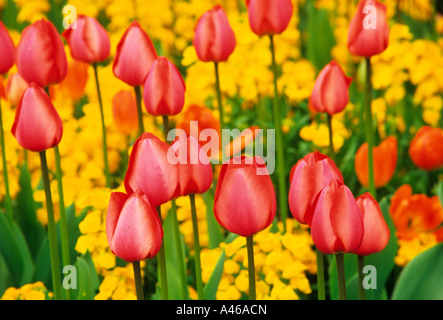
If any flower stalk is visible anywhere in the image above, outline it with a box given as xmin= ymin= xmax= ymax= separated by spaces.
xmin=246 ymin=235 xmax=256 ymax=300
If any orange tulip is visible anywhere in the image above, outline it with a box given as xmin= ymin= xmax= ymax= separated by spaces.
xmin=57 ymin=60 xmax=89 ymax=102
xmin=6 ymin=73 xmax=29 ymax=106
xmin=355 ymin=136 xmax=397 ymax=188
xmin=409 ymin=126 xmax=443 ymax=171
xmin=112 ymin=90 xmax=138 ymax=136
xmin=389 ymin=184 xmax=443 ymax=241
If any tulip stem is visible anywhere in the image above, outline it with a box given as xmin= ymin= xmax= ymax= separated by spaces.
xmin=189 ymin=194 xmax=204 ymax=299
xmin=246 ymin=235 xmax=256 ymax=300
xmin=39 ymin=150 xmax=62 ymax=300
xmin=316 ymin=249 xmax=326 ymax=300
xmin=0 ymin=98 xmax=13 ymax=224
xmin=54 ymin=145 xmax=71 ymax=300
xmin=92 ymin=63 xmax=111 ymax=188
xmin=162 ymin=116 xmax=170 ymax=142
xmin=269 ymin=34 xmax=288 ymax=233
xmin=132 ymin=261 xmax=144 ymax=300
xmin=335 ymin=253 xmax=347 ymax=300
xmin=134 ymin=86 xmax=145 ymax=136
xmin=327 ymin=114 xmax=335 ymax=163
xmin=358 ymin=255 xmax=366 ymax=300
xmin=214 ymin=62 xmax=225 ymax=131
xmin=364 ymin=57 xmax=376 ymax=200
xmin=156 ymin=205 xmax=169 ymax=300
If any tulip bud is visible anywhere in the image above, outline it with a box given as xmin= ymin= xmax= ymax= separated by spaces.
xmin=16 ymin=19 xmax=68 ymax=87
xmin=0 ymin=21 xmax=15 ymax=75
xmin=214 ymin=156 xmax=276 ymax=237
xmin=409 ymin=126 xmax=443 ymax=171
xmin=310 ymin=179 xmax=364 ymax=255
xmin=246 ymin=0 xmax=293 ymax=37
xmin=353 ymin=192 xmax=390 ymax=256
xmin=170 ymin=133 xmax=213 ymax=196
xmin=310 ymin=61 xmax=352 ymax=116
xmin=57 ymin=60 xmax=89 ymax=102
xmin=11 ymin=83 xmax=63 ymax=152
xmin=193 ymin=5 xmax=236 ymax=62
xmin=106 ymin=190 xmax=163 ymax=262
xmin=289 ymin=151 xmax=344 ymax=226
xmin=355 ymin=136 xmax=397 ymax=188
xmin=6 ymin=73 xmax=29 ymax=106
xmin=347 ymin=0 xmax=389 ymax=57
xmin=113 ymin=21 xmax=158 ymax=87
xmin=62 ymin=15 xmax=111 ymax=64
xmin=112 ymin=90 xmax=138 ymax=136
xmin=143 ymin=56 xmax=186 ymax=116
xmin=124 ymin=132 xmax=180 ymax=207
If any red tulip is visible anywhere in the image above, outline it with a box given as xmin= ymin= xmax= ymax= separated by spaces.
xmin=193 ymin=5 xmax=236 ymax=62
xmin=288 ymin=151 xmax=344 ymax=226
xmin=16 ymin=19 xmax=68 ymax=87
xmin=310 ymin=60 xmax=352 ymax=115
xmin=106 ymin=190 xmax=163 ymax=262
xmin=246 ymin=0 xmax=293 ymax=37
xmin=143 ymin=56 xmax=186 ymax=116
xmin=124 ymin=132 xmax=179 ymax=207
xmin=170 ymin=133 xmax=213 ymax=196
xmin=113 ymin=21 xmax=157 ymax=86
xmin=62 ymin=15 xmax=110 ymax=63
xmin=353 ymin=192 xmax=390 ymax=256
xmin=347 ymin=0 xmax=389 ymax=57
xmin=409 ymin=126 xmax=443 ymax=171
xmin=310 ymin=179 xmax=364 ymax=255
xmin=0 ymin=21 xmax=15 ymax=74
xmin=214 ymin=156 xmax=276 ymax=237
xmin=11 ymin=82 xmax=63 ymax=152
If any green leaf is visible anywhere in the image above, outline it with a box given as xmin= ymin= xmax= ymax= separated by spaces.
xmin=203 ymin=249 xmax=225 ymax=300
xmin=436 ymin=180 xmax=443 ymax=208
xmin=391 ymin=242 xmax=443 ymax=300
xmin=204 ymin=190 xmax=223 ymax=249
xmin=73 ymin=257 xmax=93 ymax=300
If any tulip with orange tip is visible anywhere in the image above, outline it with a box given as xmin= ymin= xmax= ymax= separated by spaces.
xmin=246 ymin=0 xmax=293 ymax=37
xmin=224 ymin=125 xmax=260 ymax=159
xmin=409 ymin=126 xmax=443 ymax=171
xmin=310 ymin=61 xmax=352 ymax=116
xmin=112 ymin=90 xmax=139 ymax=136
xmin=62 ymin=15 xmax=110 ymax=64
xmin=0 ymin=21 xmax=15 ymax=75
xmin=143 ymin=56 xmax=186 ymax=117
xmin=193 ymin=5 xmax=236 ymax=63
xmin=289 ymin=151 xmax=344 ymax=226
xmin=355 ymin=136 xmax=397 ymax=188
xmin=106 ymin=190 xmax=163 ymax=262
xmin=16 ymin=19 xmax=68 ymax=88
xmin=6 ymin=73 xmax=29 ymax=106
xmin=11 ymin=83 xmax=63 ymax=153
xmin=347 ymin=0 xmax=389 ymax=57
xmin=353 ymin=192 xmax=390 ymax=256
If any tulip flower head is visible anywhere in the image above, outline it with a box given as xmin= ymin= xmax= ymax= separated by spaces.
xmin=143 ymin=56 xmax=186 ymax=116
xmin=246 ymin=0 xmax=293 ymax=37
xmin=289 ymin=151 xmax=344 ymax=226
xmin=0 ymin=21 xmax=15 ymax=75
xmin=112 ymin=90 xmax=139 ymax=136
xmin=353 ymin=192 xmax=390 ymax=256
xmin=16 ymin=19 xmax=68 ymax=87
xmin=310 ymin=179 xmax=364 ymax=255
xmin=347 ymin=0 xmax=389 ymax=57
xmin=193 ymin=5 xmax=236 ymax=62
xmin=106 ymin=190 xmax=163 ymax=262
xmin=11 ymin=83 xmax=63 ymax=152
xmin=214 ymin=156 xmax=276 ymax=237
xmin=310 ymin=61 xmax=352 ymax=116
xmin=113 ymin=21 xmax=158 ymax=86
xmin=409 ymin=126 xmax=443 ymax=171
xmin=6 ymin=73 xmax=29 ymax=106
xmin=63 ymin=15 xmax=111 ymax=64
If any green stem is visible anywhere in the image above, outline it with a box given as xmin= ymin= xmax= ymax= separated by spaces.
xmin=189 ymin=194 xmax=204 ymax=300
xmin=327 ymin=114 xmax=335 ymax=163
xmin=246 ymin=235 xmax=256 ymax=300
xmin=92 ymin=63 xmax=111 ymax=188
xmin=364 ymin=58 xmax=376 ymax=199
xmin=156 ymin=205 xmax=169 ymax=300
xmin=162 ymin=116 xmax=170 ymax=142
xmin=134 ymin=85 xmax=145 ymax=136
xmin=269 ymin=34 xmax=288 ymax=233
xmin=0 ymin=98 xmax=13 ymax=224
xmin=214 ymin=62 xmax=225 ymax=131
xmin=171 ymin=199 xmax=188 ymax=299
xmin=53 ymin=145 xmax=71 ymax=300
xmin=316 ymin=249 xmax=326 ymax=300
xmin=132 ymin=261 xmax=144 ymax=300
xmin=39 ymin=150 xmax=62 ymax=300
xmin=335 ymin=253 xmax=347 ymax=300
xmin=358 ymin=255 xmax=366 ymax=300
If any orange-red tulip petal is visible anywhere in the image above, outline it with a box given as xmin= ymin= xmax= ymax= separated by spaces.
xmin=247 ymin=0 xmax=293 ymax=37
xmin=0 ymin=21 xmax=15 ymax=75
xmin=409 ymin=126 xmax=443 ymax=171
